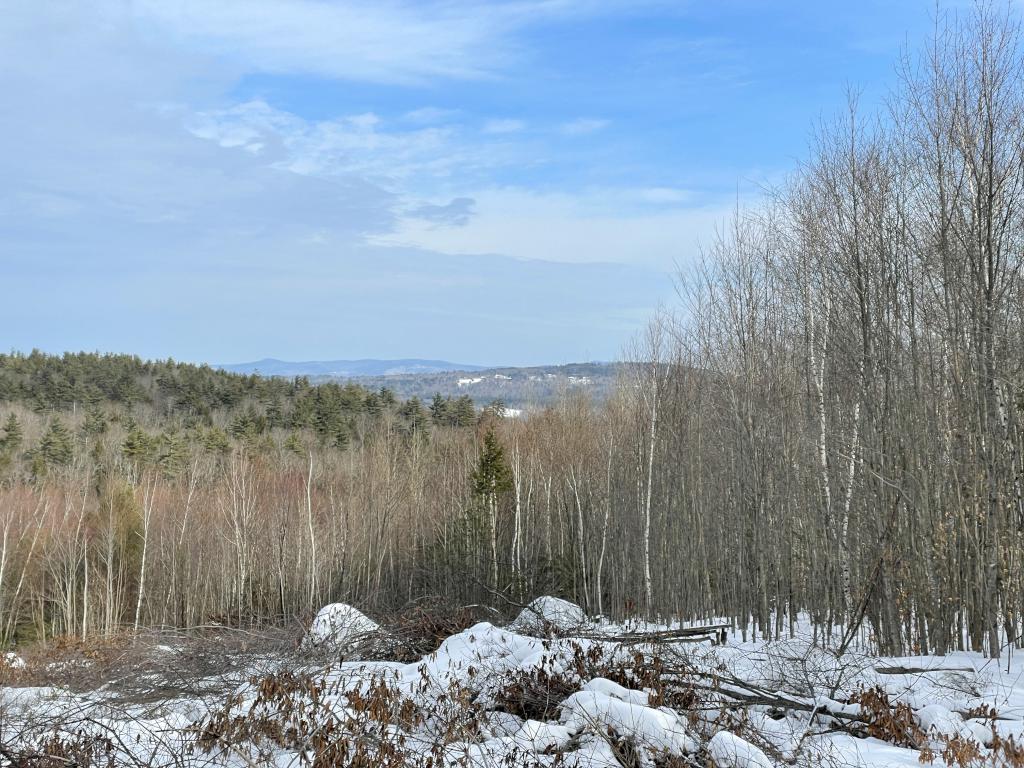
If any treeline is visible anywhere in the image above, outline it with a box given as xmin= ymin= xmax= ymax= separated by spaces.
xmin=0 ymin=355 xmax=627 ymax=645
xmin=4 ymin=4 xmax=1024 ymax=657
xmin=634 ymin=3 xmax=1024 ymax=657
xmin=0 ymin=351 xmax=502 ymax=643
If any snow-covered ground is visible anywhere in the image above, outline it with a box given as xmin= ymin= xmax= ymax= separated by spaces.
xmin=2 ymin=601 xmax=1024 ymax=767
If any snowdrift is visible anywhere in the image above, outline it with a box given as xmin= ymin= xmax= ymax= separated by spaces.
xmin=303 ymin=602 xmax=380 ymax=649
xmin=4 ymin=612 xmax=1024 ymax=767
xmin=510 ymin=595 xmax=587 ymax=634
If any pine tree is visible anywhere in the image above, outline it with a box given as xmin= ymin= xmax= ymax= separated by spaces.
xmin=333 ymin=422 xmax=351 ymax=451
xmin=472 ymin=428 xmax=513 ymax=499
xmin=38 ymin=418 xmax=74 ymax=466
xmin=400 ymin=396 xmax=429 ymax=435
xmin=201 ymin=427 xmax=232 ymax=455
xmin=472 ymin=428 xmax=513 ymax=587
xmin=158 ymin=431 xmax=189 ymax=477
xmin=0 ymin=413 xmax=23 ymax=452
xmin=482 ymin=400 xmax=507 ymax=420
xmin=81 ymin=405 xmax=108 ymax=437
xmin=284 ymin=432 xmax=306 ymax=457
xmin=364 ymin=392 xmax=382 ymax=417
xmin=430 ymin=393 xmax=449 ymax=425
xmin=265 ymin=398 xmax=284 ymax=428
xmin=453 ymin=396 xmax=477 ymax=427
xmin=378 ymin=387 xmax=396 ymax=408
xmin=122 ymin=427 xmax=157 ymax=466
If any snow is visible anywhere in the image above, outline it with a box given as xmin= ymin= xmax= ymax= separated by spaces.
xmin=2 ymin=652 xmax=26 ymax=670
xmin=916 ymin=703 xmax=991 ymax=744
xmin=581 ymin=676 xmax=651 ymax=706
xmin=510 ymin=595 xmax=587 ymax=633
xmin=708 ymin=731 xmax=774 ymax=768
xmin=304 ymin=602 xmax=379 ymax=649
xmin=8 ymin=612 xmax=1024 ymax=766
xmin=513 ymin=719 xmax=572 ymax=751
xmin=560 ymin=689 xmax=696 ymax=755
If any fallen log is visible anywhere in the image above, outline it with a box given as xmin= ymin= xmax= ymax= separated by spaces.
xmin=874 ymin=664 xmax=975 ymax=675
xmin=574 ymin=623 xmax=732 ymax=646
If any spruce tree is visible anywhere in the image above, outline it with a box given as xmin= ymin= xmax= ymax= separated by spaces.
xmin=472 ymin=428 xmax=513 ymax=499
xmin=201 ymin=427 xmax=232 ymax=455
xmin=378 ymin=387 xmax=396 ymax=408
xmin=38 ymin=418 xmax=74 ymax=466
xmin=266 ymin=398 xmax=284 ymax=428
xmin=283 ymin=432 xmax=305 ymax=456
xmin=0 ymin=413 xmax=23 ymax=452
xmin=81 ymin=405 xmax=107 ymax=437
xmin=483 ymin=400 xmax=507 ymax=419
xmin=430 ymin=393 xmax=449 ymax=424
xmin=364 ymin=392 xmax=382 ymax=417
xmin=333 ymin=423 xmax=351 ymax=451
xmin=158 ymin=431 xmax=189 ymax=477
xmin=453 ymin=396 xmax=477 ymax=427
xmin=400 ymin=396 xmax=429 ymax=435
xmin=122 ymin=427 xmax=156 ymax=466
xmin=471 ymin=428 xmax=513 ymax=588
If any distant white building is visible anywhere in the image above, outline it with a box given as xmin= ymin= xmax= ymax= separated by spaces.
xmin=457 ymin=377 xmax=484 ymax=387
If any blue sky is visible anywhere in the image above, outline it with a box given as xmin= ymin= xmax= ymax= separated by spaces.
xmin=2 ymin=0 xmax=939 ymax=366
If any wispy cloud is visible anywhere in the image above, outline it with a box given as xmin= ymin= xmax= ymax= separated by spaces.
xmin=129 ymin=0 xmax=657 ymax=86
xmin=482 ymin=118 xmax=527 ymax=134
xmin=131 ymin=0 xmax=505 ymax=84
xmin=185 ymin=100 xmax=530 ymax=189
xmin=559 ymin=117 xmax=609 ymax=135
xmin=378 ymin=186 xmax=734 ymax=269
xmin=4 ymin=0 xmax=786 ymax=364
xmin=408 ymin=197 xmax=477 ymax=227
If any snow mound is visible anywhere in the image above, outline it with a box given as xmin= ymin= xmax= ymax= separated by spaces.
xmin=2 ymin=652 xmax=26 ymax=670
xmin=560 ymin=689 xmax=695 ymax=756
xmin=581 ymin=677 xmax=651 ymax=706
xmin=304 ymin=603 xmax=379 ymax=649
xmin=510 ymin=596 xmax=587 ymax=633
xmin=707 ymin=731 xmax=774 ymax=768
xmin=916 ymin=703 xmax=991 ymax=744
xmin=513 ymin=719 xmax=572 ymax=751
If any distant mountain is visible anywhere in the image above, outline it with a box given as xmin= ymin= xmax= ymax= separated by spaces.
xmin=218 ymin=358 xmax=486 ymax=378
xmin=328 ymin=362 xmax=622 ymax=411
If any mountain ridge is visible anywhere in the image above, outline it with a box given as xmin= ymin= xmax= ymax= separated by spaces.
xmin=218 ymin=358 xmax=487 ymax=378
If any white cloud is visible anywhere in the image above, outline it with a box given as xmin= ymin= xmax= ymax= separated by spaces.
xmin=377 ymin=187 xmax=738 ymax=270
xmin=408 ymin=197 xmax=476 ymax=227
xmin=130 ymin=0 xmax=503 ymax=84
xmin=559 ymin=117 xmax=610 ymax=135
xmin=185 ymin=100 xmax=529 ymax=188
xmin=0 ymin=1 xmax=678 ymax=364
xmin=128 ymin=0 xmax=658 ymax=86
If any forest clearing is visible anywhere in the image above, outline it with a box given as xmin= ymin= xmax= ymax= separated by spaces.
xmin=6 ymin=0 xmax=1024 ymax=765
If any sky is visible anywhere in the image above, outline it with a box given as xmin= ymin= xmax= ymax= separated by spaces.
xmin=1 ymin=0 xmax=940 ymax=366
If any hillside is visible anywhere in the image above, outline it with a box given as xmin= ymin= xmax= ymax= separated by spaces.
xmin=326 ymin=362 xmax=621 ymax=410
xmin=218 ymin=358 xmax=485 ymax=377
